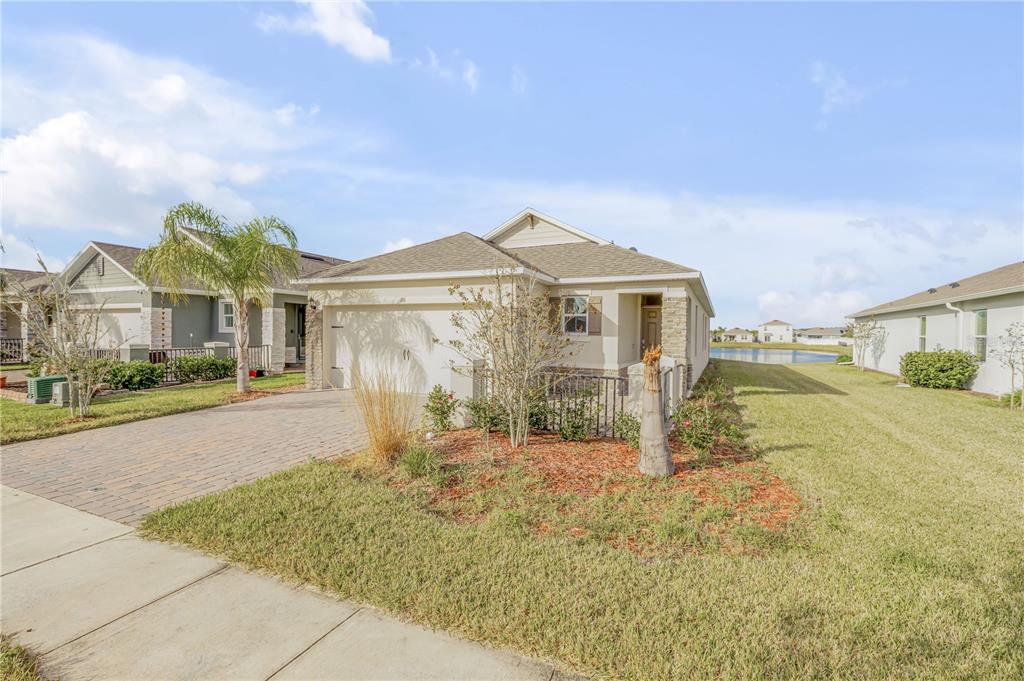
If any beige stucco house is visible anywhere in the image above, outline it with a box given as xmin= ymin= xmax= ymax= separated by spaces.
xmin=300 ymin=209 xmax=715 ymax=395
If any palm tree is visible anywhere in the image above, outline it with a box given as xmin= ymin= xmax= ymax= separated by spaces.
xmin=136 ymin=202 xmax=299 ymax=393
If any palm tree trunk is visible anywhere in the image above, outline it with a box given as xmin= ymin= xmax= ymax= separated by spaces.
xmin=235 ymin=298 xmax=251 ymax=393
xmin=638 ymin=346 xmax=674 ymax=477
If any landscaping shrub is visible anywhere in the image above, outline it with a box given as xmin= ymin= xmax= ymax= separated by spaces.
xmin=899 ymin=350 xmax=979 ymax=389
xmin=398 ymin=443 xmax=443 ymax=480
xmin=352 ymin=369 xmax=417 ymax=467
xmin=614 ymin=410 xmax=641 ymax=450
xmin=26 ymin=356 xmax=46 ymax=378
xmin=835 ymin=354 xmax=853 ymax=364
xmin=423 ymin=384 xmax=459 ymax=432
xmin=168 ymin=355 xmax=236 ymax=383
xmin=558 ymin=394 xmax=594 ymax=441
xmin=672 ymin=376 xmax=747 ymax=467
xmin=463 ymin=396 xmax=500 ymax=432
xmin=106 ymin=360 xmax=165 ymax=391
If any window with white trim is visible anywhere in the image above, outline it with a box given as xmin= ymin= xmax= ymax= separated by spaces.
xmin=974 ymin=309 xmax=988 ymax=361
xmin=219 ymin=300 xmax=235 ymax=333
xmin=918 ymin=316 xmax=927 ymax=352
xmin=562 ymin=296 xmax=587 ymax=335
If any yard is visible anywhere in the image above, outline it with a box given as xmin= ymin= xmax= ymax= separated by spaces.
xmin=0 ymin=373 xmax=306 ymax=444
xmin=141 ymin=361 xmax=1024 ymax=680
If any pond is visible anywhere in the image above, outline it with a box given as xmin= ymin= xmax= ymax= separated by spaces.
xmin=710 ymin=348 xmax=838 ymax=364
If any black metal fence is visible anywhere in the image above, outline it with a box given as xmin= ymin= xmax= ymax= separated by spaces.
xmin=0 ymin=338 xmax=25 ymax=364
xmin=147 ymin=345 xmax=271 ymax=382
xmin=541 ymin=372 xmax=629 ymax=437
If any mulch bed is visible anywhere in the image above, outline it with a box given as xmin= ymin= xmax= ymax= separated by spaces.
xmin=227 ymin=383 xmax=306 ymax=403
xmin=428 ymin=429 xmax=802 ymax=533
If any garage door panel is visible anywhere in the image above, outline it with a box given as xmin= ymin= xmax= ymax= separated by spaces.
xmin=326 ymin=306 xmax=463 ymax=394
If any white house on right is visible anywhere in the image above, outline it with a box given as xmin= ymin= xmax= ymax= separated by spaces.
xmin=848 ymin=261 xmax=1024 ymax=396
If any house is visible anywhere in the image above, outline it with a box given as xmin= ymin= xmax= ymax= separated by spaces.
xmin=848 ymin=261 xmax=1024 ymax=396
xmin=299 ymin=208 xmax=715 ymax=395
xmin=722 ymin=328 xmax=754 ymax=342
xmin=757 ymin=320 xmax=794 ymax=343
xmin=0 ymin=267 xmax=48 ymax=363
xmin=62 ymin=240 xmax=345 ymax=373
xmin=795 ymin=326 xmax=849 ymax=346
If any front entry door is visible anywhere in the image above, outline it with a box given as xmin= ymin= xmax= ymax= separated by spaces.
xmin=641 ymin=307 xmax=662 ymax=356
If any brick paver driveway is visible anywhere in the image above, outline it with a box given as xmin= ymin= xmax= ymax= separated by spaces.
xmin=1 ymin=390 xmax=366 ymax=525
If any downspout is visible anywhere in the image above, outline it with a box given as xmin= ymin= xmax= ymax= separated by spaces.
xmin=945 ymin=302 xmax=963 ymax=350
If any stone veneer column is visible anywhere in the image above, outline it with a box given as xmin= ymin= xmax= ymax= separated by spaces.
xmin=305 ymin=301 xmax=324 ymax=390
xmin=261 ymin=307 xmax=286 ymax=374
xmin=660 ymin=295 xmax=694 ymax=392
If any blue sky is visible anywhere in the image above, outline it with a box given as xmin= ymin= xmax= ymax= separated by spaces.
xmin=2 ymin=1 xmax=1021 ymax=327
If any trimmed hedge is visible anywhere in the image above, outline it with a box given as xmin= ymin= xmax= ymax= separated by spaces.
xmin=168 ymin=355 xmax=236 ymax=383
xmin=107 ymin=360 xmax=165 ymax=391
xmin=899 ymin=350 xmax=978 ymax=389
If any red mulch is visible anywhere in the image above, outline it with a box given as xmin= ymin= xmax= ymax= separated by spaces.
xmin=427 ymin=429 xmax=803 ymax=533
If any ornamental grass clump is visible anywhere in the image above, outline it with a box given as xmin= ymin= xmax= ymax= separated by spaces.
xmin=352 ymin=368 xmax=417 ymax=467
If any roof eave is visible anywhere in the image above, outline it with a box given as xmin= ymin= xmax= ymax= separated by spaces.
xmin=849 ymin=284 xmax=1024 ymax=318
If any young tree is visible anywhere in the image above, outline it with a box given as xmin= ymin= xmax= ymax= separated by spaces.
xmin=851 ymin=319 xmax=884 ymax=371
xmin=5 ymin=258 xmax=115 ymax=417
xmin=991 ymin=321 xmax=1024 ymax=412
xmin=135 ymin=202 xmax=299 ymax=393
xmin=638 ymin=345 xmax=674 ymax=477
xmin=448 ymin=268 xmax=575 ymax=448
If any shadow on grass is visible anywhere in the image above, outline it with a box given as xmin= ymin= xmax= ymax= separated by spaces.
xmin=718 ymin=360 xmax=847 ymax=396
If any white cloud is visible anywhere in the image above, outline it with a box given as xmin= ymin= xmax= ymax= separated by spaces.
xmin=382 ymin=237 xmax=415 ymax=253
xmin=757 ymin=290 xmax=870 ymax=326
xmin=0 ymin=232 xmax=66 ymax=271
xmin=511 ymin=65 xmax=528 ymax=95
xmin=0 ymin=35 xmax=339 ymax=239
xmin=810 ymin=61 xmax=867 ymax=128
xmin=258 ymin=1 xmax=390 ymax=63
xmin=462 ymin=60 xmax=480 ymax=93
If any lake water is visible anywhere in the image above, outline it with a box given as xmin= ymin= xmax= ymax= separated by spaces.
xmin=711 ymin=348 xmax=838 ymax=364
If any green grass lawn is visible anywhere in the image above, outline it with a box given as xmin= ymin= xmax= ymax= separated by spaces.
xmin=0 ymin=363 xmax=32 ymax=371
xmin=0 ymin=373 xmax=305 ymax=444
xmin=713 ymin=341 xmax=850 ymax=355
xmin=0 ymin=635 xmax=44 ymax=681
xmin=141 ymin=361 xmax=1024 ymax=680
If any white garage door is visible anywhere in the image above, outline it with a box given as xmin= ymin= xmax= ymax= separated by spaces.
xmin=96 ymin=310 xmax=143 ymax=347
xmin=325 ymin=306 xmax=464 ymax=394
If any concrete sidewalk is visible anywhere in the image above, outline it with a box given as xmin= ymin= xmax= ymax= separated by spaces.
xmin=1 ymin=486 xmax=575 ymax=681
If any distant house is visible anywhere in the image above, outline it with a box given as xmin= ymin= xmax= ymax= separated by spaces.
xmin=795 ymin=326 xmax=849 ymax=346
xmin=757 ymin=319 xmax=794 ymax=343
xmin=0 ymin=268 xmax=48 ymax=363
xmin=722 ymin=327 xmax=754 ymax=343
xmin=62 ymin=239 xmax=345 ymax=373
xmin=849 ymin=261 xmax=1023 ymax=396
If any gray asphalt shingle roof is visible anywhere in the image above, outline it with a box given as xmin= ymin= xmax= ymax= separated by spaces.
xmin=851 ymin=261 xmax=1024 ymax=317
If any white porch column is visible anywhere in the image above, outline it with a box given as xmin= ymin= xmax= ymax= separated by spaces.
xmin=261 ymin=307 xmax=286 ymax=374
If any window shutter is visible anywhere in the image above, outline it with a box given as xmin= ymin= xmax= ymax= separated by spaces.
xmin=587 ymin=296 xmax=602 ymax=336
xmin=549 ymin=297 xmax=561 ymax=329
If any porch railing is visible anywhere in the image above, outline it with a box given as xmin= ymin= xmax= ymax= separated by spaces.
xmin=227 ymin=344 xmax=271 ymax=372
xmin=147 ymin=345 xmax=271 ymax=382
xmin=0 ymin=338 xmax=25 ymax=364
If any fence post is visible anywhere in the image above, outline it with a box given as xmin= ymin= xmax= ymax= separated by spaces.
xmin=119 ymin=344 xmax=150 ymax=363
xmin=450 ymin=359 xmax=484 ymax=428
xmin=203 ymin=342 xmax=229 ymax=359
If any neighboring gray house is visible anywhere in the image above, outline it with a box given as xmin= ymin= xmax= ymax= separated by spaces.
xmin=1 ymin=267 xmax=48 ymax=362
xmin=63 ymin=240 xmax=345 ymax=373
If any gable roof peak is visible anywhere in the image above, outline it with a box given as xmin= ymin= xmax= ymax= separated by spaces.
xmin=483 ymin=208 xmax=611 ymax=247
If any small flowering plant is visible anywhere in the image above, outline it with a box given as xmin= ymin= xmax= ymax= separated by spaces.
xmin=424 ymin=384 xmax=460 ymax=433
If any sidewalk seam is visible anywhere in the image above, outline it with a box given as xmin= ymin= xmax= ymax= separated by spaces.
xmin=0 ymin=530 xmax=135 ymax=577
xmin=263 ymin=607 xmax=363 ymax=681
xmin=40 ymin=563 xmax=230 ymax=657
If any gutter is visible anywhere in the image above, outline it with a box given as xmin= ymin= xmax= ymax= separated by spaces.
xmin=945 ymin=301 xmax=964 ymax=350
